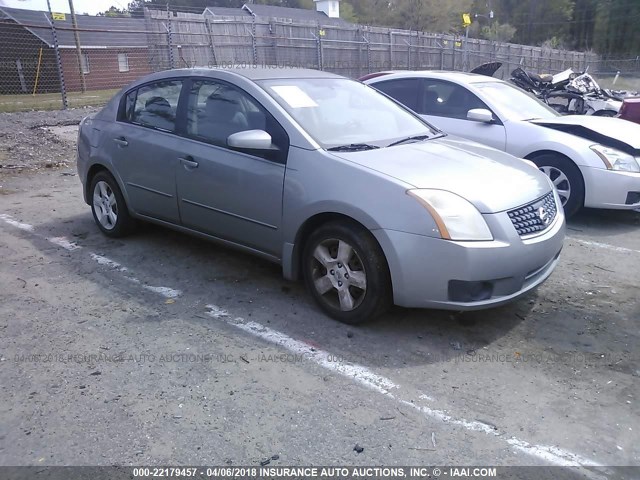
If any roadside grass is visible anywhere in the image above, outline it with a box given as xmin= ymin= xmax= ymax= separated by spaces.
xmin=0 ymin=89 xmax=119 ymax=113
xmin=594 ymin=75 xmax=640 ymax=92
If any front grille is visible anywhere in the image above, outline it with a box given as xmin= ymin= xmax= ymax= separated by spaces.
xmin=508 ymin=192 xmax=557 ymax=237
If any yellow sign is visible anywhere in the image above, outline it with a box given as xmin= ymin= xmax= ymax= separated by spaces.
xmin=319 ymin=29 xmax=326 ymax=37
xmin=462 ymin=13 xmax=471 ymax=27
xmin=52 ymin=12 xmax=66 ymax=21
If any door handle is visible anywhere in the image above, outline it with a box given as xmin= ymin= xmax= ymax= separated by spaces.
xmin=179 ymin=156 xmax=199 ymax=169
xmin=113 ymin=137 xmax=128 ymax=147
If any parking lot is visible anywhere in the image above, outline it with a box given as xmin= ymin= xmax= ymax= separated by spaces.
xmin=0 ymin=111 xmax=638 ymax=476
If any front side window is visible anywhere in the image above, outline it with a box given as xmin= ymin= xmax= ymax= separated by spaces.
xmin=128 ymin=80 xmax=183 ymax=132
xmin=260 ymin=78 xmax=437 ymax=149
xmin=420 ymin=79 xmax=490 ymax=119
xmin=186 ymin=79 xmax=288 ymax=163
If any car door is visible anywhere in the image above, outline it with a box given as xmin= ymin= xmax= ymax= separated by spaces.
xmin=417 ymin=78 xmax=506 ymax=150
xmin=107 ymin=79 xmax=184 ymax=223
xmin=374 ymin=78 xmax=507 ymax=151
xmin=174 ymin=78 xmax=289 ymax=257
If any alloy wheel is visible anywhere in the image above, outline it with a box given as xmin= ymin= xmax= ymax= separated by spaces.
xmin=539 ymin=165 xmax=571 ymax=206
xmin=92 ymin=180 xmax=118 ymax=230
xmin=310 ymin=238 xmax=367 ymax=312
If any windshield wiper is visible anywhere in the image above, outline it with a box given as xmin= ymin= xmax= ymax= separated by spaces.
xmin=387 ymin=134 xmax=431 ymax=147
xmin=327 ymin=143 xmax=380 ymax=152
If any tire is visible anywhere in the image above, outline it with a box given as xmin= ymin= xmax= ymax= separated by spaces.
xmin=531 ymin=153 xmax=584 ymax=218
xmin=89 ymin=171 xmax=136 ymax=237
xmin=302 ymin=221 xmax=392 ymax=324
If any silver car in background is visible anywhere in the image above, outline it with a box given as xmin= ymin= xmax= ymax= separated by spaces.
xmin=77 ymin=67 xmax=565 ymax=323
xmin=364 ymin=71 xmax=640 ymax=217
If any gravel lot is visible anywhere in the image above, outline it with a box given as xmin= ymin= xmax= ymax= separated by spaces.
xmin=0 ymin=107 xmax=99 ymax=173
xmin=0 ymin=110 xmax=638 ymax=478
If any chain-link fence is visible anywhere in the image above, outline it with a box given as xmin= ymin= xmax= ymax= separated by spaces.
xmin=1 ymin=3 xmax=639 ymax=112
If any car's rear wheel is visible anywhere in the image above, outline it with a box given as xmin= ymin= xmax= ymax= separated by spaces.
xmin=531 ymin=153 xmax=584 ymax=218
xmin=302 ymin=221 xmax=392 ymax=324
xmin=90 ymin=171 xmax=135 ymax=237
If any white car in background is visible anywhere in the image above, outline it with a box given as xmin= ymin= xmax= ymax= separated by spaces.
xmin=362 ymin=71 xmax=640 ymax=217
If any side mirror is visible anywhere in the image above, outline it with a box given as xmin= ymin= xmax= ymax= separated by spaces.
xmin=467 ymin=108 xmax=494 ymax=123
xmin=227 ymin=130 xmax=273 ymax=150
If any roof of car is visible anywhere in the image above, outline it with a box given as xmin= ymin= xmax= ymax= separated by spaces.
xmin=161 ymin=66 xmax=343 ymax=81
xmin=366 ymin=70 xmax=505 ymax=84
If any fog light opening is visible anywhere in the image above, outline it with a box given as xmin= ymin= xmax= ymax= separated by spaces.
xmin=448 ymin=280 xmax=494 ymax=302
xmin=625 ymin=192 xmax=640 ymax=205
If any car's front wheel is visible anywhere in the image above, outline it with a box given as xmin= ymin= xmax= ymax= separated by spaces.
xmin=90 ymin=171 xmax=135 ymax=237
xmin=531 ymin=153 xmax=584 ymax=218
xmin=302 ymin=221 xmax=392 ymax=324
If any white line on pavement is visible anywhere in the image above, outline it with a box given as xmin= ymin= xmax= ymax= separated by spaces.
xmin=572 ymin=238 xmax=640 ymax=255
xmin=47 ymin=236 xmax=81 ymax=251
xmin=207 ymin=312 xmax=603 ymax=470
xmin=1 ymin=214 xmax=181 ymax=299
xmin=90 ymin=253 xmax=129 ymax=272
xmin=206 ymin=304 xmax=230 ymax=318
xmin=217 ymin=315 xmax=399 ymax=395
xmin=0 ymin=214 xmax=34 ymax=232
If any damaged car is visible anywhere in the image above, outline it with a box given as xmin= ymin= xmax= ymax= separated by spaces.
xmin=363 ymin=71 xmax=640 ymax=216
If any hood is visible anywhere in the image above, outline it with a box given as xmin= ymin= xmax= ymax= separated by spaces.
xmin=470 ymin=62 xmax=503 ymax=77
xmin=328 ymin=136 xmax=551 ymax=214
xmin=531 ymin=116 xmax=640 ymax=154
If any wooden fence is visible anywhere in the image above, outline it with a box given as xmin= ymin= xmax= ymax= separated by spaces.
xmin=143 ymin=8 xmax=600 ymax=80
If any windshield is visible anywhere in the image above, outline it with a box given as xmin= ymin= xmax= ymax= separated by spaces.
xmin=259 ymin=78 xmax=439 ymax=149
xmin=474 ymin=81 xmax=560 ymax=121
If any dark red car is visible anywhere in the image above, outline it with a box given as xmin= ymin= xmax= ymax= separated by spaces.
xmin=618 ymin=97 xmax=640 ymax=124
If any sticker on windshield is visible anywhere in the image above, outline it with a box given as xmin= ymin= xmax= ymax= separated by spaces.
xmin=271 ymin=85 xmax=318 ymax=108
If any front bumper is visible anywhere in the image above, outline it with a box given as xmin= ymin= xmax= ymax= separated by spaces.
xmin=581 ymin=165 xmax=640 ymax=209
xmin=373 ymin=206 xmax=565 ymax=310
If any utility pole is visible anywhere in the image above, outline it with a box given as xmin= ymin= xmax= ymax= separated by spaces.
xmin=462 ymin=13 xmax=471 ymax=71
xmin=46 ymin=0 xmax=68 ymax=109
xmin=69 ymin=0 xmax=87 ymax=93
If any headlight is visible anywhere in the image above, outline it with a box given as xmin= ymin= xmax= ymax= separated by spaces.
xmin=590 ymin=145 xmax=640 ymax=172
xmin=407 ymin=189 xmax=493 ymax=241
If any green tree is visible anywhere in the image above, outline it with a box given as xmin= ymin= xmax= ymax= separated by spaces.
xmin=347 ymin=0 xmax=396 ymax=27
xmin=473 ymin=0 xmax=573 ymax=46
xmin=480 ymin=21 xmax=516 ymax=42
xmin=98 ymin=5 xmax=131 ymax=16
xmin=568 ymin=0 xmax=597 ymax=50
xmin=391 ymin=0 xmax=474 ymax=33
xmin=593 ymin=0 xmax=640 ymax=55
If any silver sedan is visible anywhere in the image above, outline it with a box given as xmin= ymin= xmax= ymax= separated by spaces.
xmin=77 ymin=67 xmax=565 ymax=323
xmin=363 ymin=71 xmax=640 ymax=217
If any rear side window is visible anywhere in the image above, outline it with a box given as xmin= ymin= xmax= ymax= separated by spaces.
xmin=124 ymin=80 xmax=183 ymax=132
xmin=373 ymin=78 xmax=420 ymax=112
